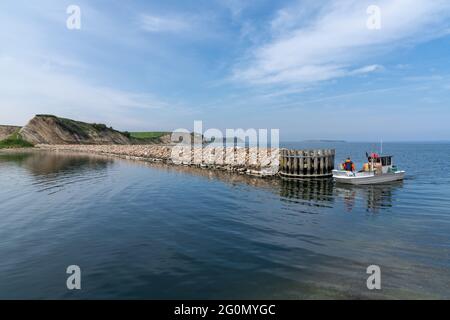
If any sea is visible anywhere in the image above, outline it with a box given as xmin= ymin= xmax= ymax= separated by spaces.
xmin=0 ymin=142 xmax=449 ymax=299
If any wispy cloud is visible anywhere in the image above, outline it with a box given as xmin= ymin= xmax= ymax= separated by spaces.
xmin=350 ymin=64 xmax=384 ymax=75
xmin=0 ymin=56 xmax=169 ymax=128
xmin=233 ymin=0 xmax=450 ymax=86
xmin=139 ymin=14 xmax=190 ymax=33
xmin=218 ymin=0 xmax=249 ymax=20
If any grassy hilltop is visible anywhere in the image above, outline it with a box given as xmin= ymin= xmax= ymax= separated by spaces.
xmin=130 ymin=132 xmax=171 ymax=140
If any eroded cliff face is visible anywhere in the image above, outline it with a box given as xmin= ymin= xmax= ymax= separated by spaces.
xmin=19 ymin=115 xmax=132 ymax=145
xmin=0 ymin=125 xmax=21 ymax=140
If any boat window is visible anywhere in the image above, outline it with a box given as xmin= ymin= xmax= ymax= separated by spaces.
xmin=381 ymin=157 xmax=392 ymax=166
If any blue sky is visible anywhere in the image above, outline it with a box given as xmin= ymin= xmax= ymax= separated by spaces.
xmin=1 ymin=0 xmax=450 ymax=141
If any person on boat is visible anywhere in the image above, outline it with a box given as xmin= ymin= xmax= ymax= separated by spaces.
xmin=362 ymin=162 xmax=370 ymax=172
xmin=343 ymin=158 xmax=355 ymax=172
xmin=362 ymin=156 xmax=374 ymax=172
xmin=374 ymin=159 xmax=383 ymax=175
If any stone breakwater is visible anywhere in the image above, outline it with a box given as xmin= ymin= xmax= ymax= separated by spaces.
xmin=37 ymin=144 xmax=280 ymax=176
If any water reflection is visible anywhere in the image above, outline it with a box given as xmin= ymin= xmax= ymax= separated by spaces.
xmin=279 ymin=179 xmax=334 ymax=206
xmin=0 ymin=150 xmax=113 ymax=176
xmin=0 ymin=150 xmax=404 ymax=213
xmin=334 ymin=182 xmax=403 ymax=213
xmin=135 ymin=157 xmax=402 ymax=214
xmin=0 ymin=151 xmax=114 ymax=196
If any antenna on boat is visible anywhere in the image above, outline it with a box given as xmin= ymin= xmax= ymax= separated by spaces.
xmin=380 ymin=139 xmax=383 ymax=155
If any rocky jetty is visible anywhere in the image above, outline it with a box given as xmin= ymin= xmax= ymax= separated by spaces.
xmin=37 ymin=144 xmax=280 ymax=176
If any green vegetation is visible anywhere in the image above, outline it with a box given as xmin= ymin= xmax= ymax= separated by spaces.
xmin=36 ymin=114 xmax=57 ymax=118
xmin=37 ymin=115 xmax=120 ymax=138
xmin=91 ymin=123 xmax=109 ymax=131
xmin=0 ymin=130 xmax=34 ymax=149
xmin=130 ymin=132 xmax=170 ymax=139
xmin=56 ymin=117 xmax=90 ymax=139
xmin=58 ymin=118 xmax=114 ymax=136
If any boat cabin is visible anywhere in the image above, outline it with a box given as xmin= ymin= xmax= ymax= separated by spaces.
xmin=372 ymin=155 xmax=394 ymax=174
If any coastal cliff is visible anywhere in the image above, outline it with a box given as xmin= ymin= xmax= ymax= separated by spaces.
xmin=0 ymin=115 xmax=180 ymax=147
xmin=18 ymin=115 xmax=132 ymax=145
xmin=0 ymin=125 xmax=21 ymax=141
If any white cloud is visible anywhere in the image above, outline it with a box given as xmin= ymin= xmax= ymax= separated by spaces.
xmin=270 ymin=0 xmax=323 ymax=35
xmin=0 ymin=56 xmax=168 ymax=127
xmin=233 ymin=0 xmax=450 ymax=86
xmin=138 ymin=12 xmax=222 ymax=41
xmin=140 ymin=14 xmax=190 ymax=33
xmin=351 ymin=64 xmax=384 ymax=75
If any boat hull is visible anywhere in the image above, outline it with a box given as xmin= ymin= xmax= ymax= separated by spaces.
xmin=333 ymin=170 xmax=405 ymax=185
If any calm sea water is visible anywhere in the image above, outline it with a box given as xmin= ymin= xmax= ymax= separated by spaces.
xmin=0 ymin=142 xmax=449 ymax=299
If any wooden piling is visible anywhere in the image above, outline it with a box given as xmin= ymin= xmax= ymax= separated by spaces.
xmin=299 ymin=151 xmax=305 ymax=175
xmin=279 ymin=148 xmax=335 ymax=179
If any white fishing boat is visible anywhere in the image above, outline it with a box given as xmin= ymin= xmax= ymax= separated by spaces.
xmin=333 ymin=155 xmax=405 ymax=185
